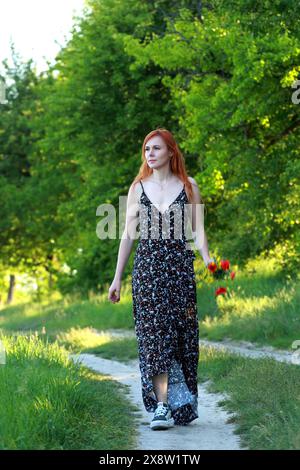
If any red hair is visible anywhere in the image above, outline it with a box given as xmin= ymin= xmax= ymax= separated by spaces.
xmin=132 ymin=128 xmax=202 ymax=204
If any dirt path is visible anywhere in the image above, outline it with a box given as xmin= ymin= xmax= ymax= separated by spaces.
xmin=92 ymin=328 xmax=298 ymax=364
xmin=69 ymin=329 xmax=297 ymax=449
xmin=69 ymin=353 xmax=244 ymax=450
xmin=198 ymin=338 xmax=298 ymax=364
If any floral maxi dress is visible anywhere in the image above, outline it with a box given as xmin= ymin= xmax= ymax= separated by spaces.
xmin=131 ymin=180 xmax=199 ymax=425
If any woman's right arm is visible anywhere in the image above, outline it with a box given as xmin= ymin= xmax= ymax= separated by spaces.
xmin=108 ymin=182 xmax=139 ymax=303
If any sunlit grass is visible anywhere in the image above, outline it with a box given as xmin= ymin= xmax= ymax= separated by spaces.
xmin=0 ymin=295 xmax=135 ymax=335
xmin=0 ymin=332 xmax=139 ymax=450
xmin=0 ymin=257 xmax=299 ymax=350
xmin=198 ymin=276 xmax=300 ymax=348
xmin=56 ymin=326 xmax=114 ymax=351
xmin=55 ymin=326 xmax=139 ymax=363
xmin=198 ymin=344 xmax=300 ymax=450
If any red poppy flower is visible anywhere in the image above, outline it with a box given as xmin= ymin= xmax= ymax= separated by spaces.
xmin=230 ymin=271 xmax=236 ymax=280
xmin=207 ymin=261 xmax=217 ymax=273
xmin=215 ymin=287 xmax=227 ymax=296
xmin=220 ymin=259 xmax=230 ymax=270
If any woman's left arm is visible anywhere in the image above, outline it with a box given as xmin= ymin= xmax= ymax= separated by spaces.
xmin=187 ymin=176 xmax=214 ymax=266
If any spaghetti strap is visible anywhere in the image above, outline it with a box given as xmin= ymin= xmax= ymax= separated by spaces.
xmin=140 ymin=180 xmax=144 ymax=193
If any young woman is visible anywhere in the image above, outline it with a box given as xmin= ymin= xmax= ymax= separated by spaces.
xmin=108 ymin=128 xmax=214 ymax=431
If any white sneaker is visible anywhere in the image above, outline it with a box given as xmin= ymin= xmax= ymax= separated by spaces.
xmin=150 ymin=402 xmax=174 ymax=430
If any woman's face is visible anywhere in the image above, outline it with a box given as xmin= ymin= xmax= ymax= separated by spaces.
xmin=144 ymin=135 xmax=172 ymax=169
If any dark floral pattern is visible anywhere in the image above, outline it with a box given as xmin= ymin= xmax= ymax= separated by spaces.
xmin=131 ymin=181 xmax=199 ymax=425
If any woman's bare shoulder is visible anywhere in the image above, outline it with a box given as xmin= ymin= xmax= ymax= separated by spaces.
xmin=129 ymin=180 xmax=143 ymax=199
xmin=187 ymin=176 xmax=198 ymax=186
xmin=187 ymin=176 xmax=202 ymax=201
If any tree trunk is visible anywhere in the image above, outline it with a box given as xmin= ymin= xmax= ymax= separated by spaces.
xmin=48 ymin=271 xmax=53 ymax=290
xmin=6 ymin=274 xmax=15 ymax=304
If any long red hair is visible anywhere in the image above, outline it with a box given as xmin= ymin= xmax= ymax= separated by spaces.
xmin=132 ymin=128 xmax=202 ymax=204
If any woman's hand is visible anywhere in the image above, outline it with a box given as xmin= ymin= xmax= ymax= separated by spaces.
xmin=108 ymin=278 xmax=121 ymax=303
xmin=205 ymin=257 xmax=216 ymax=268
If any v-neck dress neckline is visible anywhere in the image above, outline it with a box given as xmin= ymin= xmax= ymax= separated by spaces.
xmin=140 ymin=180 xmax=186 ymax=216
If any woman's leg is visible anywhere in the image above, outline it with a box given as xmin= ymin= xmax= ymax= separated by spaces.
xmin=152 ymin=372 xmax=168 ymax=402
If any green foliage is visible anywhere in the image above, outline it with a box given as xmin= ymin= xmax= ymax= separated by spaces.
xmin=123 ymin=0 xmax=300 ymax=275
xmin=0 ymin=0 xmax=299 ymax=299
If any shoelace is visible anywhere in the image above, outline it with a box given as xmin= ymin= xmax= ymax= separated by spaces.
xmin=155 ymin=404 xmax=169 ymax=417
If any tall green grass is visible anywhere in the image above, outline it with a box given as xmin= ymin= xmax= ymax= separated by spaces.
xmin=0 ymin=332 xmax=139 ymax=450
xmin=198 ymin=345 xmax=300 ymax=450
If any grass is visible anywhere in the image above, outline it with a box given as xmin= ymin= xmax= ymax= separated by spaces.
xmin=198 ymin=345 xmax=300 ymax=450
xmin=0 ymin=295 xmax=135 ymax=335
xmin=63 ymin=333 xmax=300 ymax=450
xmin=56 ymin=326 xmax=139 ymax=363
xmin=0 ymin=331 xmax=139 ymax=450
xmin=0 ymin=258 xmax=299 ymax=350
xmin=0 ymin=256 xmax=299 ymax=450
xmin=197 ymin=260 xmax=300 ymax=349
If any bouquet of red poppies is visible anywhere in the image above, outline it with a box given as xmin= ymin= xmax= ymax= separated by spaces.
xmin=206 ymin=258 xmax=236 ymax=297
